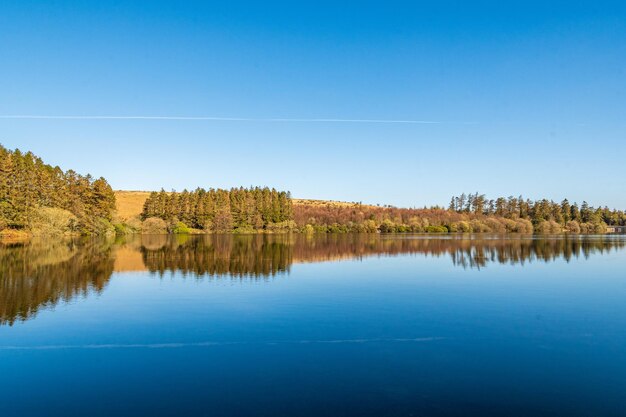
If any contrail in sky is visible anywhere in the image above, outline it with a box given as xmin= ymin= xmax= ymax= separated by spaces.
xmin=0 ymin=115 xmax=463 ymax=124
xmin=0 ymin=115 xmax=594 ymax=126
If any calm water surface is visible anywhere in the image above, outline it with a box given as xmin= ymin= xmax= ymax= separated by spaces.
xmin=1 ymin=234 xmax=626 ymax=416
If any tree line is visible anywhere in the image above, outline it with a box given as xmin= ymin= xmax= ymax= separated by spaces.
xmin=0 ymin=145 xmax=116 ymax=234
xmin=449 ymin=193 xmax=626 ymax=233
xmin=3 ymin=144 xmax=625 ymax=236
xmin=292 ymin=192 xmax=626 ymax=234
xmin=141 ymin=187 xmax=294 ymax=232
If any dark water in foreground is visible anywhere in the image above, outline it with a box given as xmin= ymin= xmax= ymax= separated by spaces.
xmin=1 ymin=234 xmax=626 ymax=416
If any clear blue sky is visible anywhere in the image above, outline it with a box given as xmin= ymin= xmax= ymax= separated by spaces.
xmin=1 ymin=1 xmax=625 ymax=208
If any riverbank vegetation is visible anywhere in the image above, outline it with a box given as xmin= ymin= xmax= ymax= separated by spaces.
xmin=293 ymin=202 xmax=533 ymax=234
xmin=2 ymin=145 xmax=625 ymax=237
xmin=292 ymin=193 xmax=625 ymax=234
xmin=448 ymin=193 xmax=625 ymax=234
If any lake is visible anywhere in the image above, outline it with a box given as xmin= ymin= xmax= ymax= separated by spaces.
xmin=1 ymin=234 xmax=626 ymax=416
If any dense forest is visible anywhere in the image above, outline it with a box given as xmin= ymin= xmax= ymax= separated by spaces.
xmin=0 ymin=145 xmax=116 ymax=236
xmin=140 ymin=187 xmax=294 ymax=233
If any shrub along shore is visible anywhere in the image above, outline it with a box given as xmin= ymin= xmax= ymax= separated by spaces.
xmin=1 ymin=145 xmax=624 ymax=238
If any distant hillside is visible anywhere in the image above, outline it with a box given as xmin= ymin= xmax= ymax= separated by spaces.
xmin=114 ymin=191 xmax=371 ymax=221
xmin=292 ymin=198 xmax=377 ymax=209
xmin=113 ymin=190 xmax=625 ymax=235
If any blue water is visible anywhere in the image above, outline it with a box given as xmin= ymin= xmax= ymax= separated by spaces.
xmin=1 ymin=235 xmax=625 ymax=416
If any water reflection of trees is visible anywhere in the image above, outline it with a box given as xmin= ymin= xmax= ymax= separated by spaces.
xmin=138 ymin=235 xmax=293 ymax=278
xmin=0 ymin=238 xmax=114 ymax=325
xmin=134 ymin=234 xmax=626 ymax=273
xmin=445 ymin=237 xmax=626 ymax=269
xmin=2 ymin=234 xmax=625 ymax=325
xmin=296 ymin=235 xmax=626 ymax=269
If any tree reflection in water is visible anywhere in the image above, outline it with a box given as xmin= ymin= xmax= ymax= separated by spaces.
xmin=0 ymin=238 xmax=115 ymax=326
xmin=2 ymin=234 xmax=624 ymax=325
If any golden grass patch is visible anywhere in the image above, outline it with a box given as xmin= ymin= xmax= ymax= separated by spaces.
xmin=114 ymin=191 xmax=152 ymax=220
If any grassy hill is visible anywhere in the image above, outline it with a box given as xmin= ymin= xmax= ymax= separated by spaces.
xmin=115 ymin=191 xmax=152 ymax=220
